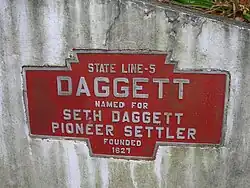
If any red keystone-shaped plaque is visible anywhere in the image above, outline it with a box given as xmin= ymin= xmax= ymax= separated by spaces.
xmin=23 ymin=49 xmax=229 ymax=160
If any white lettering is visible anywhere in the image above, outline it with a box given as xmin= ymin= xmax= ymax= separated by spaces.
xmin=153 ymin=112 xmax=161 ymax=124
xmin=122 ymin=112 xmax=130 ymax=122
xmin=112 ymin=111 xmax=120 ymax=122
xmin=133 ymin=78 xmax=149 ymax=98
xmin=86 ymin=124 xmax=93 ymax=135
xmin=176 ymin=128 xmax=185 ymax=139
xmin=76 ymin=77 xmax=90 ymax=96
xmin=93 ymin=110 xmax=102 ymax=121
xmin=156 ymin=127 xmax=164 ymax=138
xmin=73 ymin=109 xmax=81 ymax=120
xmin=106 ymin=125 xmax=114 ymax=136
xmin=76 ymin=124 xmax=84 ymax=134
xmin=104 ymin=138 xmax=141 ymax=146
xmin=135 ymin=126 xmax=143 ymax=137
xmin=173 ymin=79 xmax=190 ymax=99
xmin=52 ymin=122 xmax=59 ymax=133
xmin=51 ymin=122 xmax=113 ymax=136
xmin=66 ymin=123 xmax=74 ymax=134
xmin=153 ymin=78 xmax=169 ymax=99
xmin=124 ymin=126 xmax=132 ymax=137
xmin=145 ymin=126 xmax=153 ymax=138
xmin=164 ymin=112 xmax=172 ymax=124
xmin=188 ymin=128 xmax=196 ymax=140
xmin=94 ymin=77 xmax=109 ymax=97
xmin=63 ymin=109 xmax=71 ymax=120
xmin=88 ymin=63 xmax=94 ymax=72
xmin=175 ymin=113 xmax=183 ymax=125
xmin=113 ymin=78 xmax=129 ymax=97
xmin=95 ymin=124 xmax=103 ymax=135
xmin=57 ymin=76 xmax=72 ymax=96
xmin=132 ymin=112 xmax=140 ymax=123
xmin=166 ymin=127 xmax=174 ymax=139
xmin=142 ymin=112 xmax=150 ymax=123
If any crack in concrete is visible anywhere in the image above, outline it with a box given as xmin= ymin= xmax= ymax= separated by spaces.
xmin=195 ymin=20 xmax=206 ymax=39
xmin=104 ymin=0 xmax=121 ymax=47
xmin=164 ymin=9 xmax=179 ymax=24
xmin=144 ymin=8 xmax=155 ymax=17
xmin=164 ymin=10 xmax=180 ymax=65
xmin=166 ymin=49 xmax=178 ymax=64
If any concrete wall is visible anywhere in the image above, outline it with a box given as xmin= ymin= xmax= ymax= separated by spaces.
xmin=0 ymin=0 xmax=250 ymax=187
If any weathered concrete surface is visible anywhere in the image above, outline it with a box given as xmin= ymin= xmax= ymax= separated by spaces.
xmin=0 ymin=0 xmax=250 ymax=187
